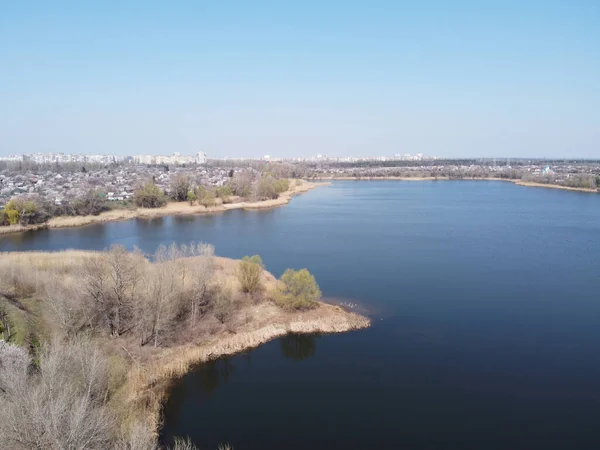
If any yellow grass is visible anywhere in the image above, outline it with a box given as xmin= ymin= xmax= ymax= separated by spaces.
xmin=124 ymin=302 xmax=369 ymax=435
xmin=0 ymin=249 xmax=370 ymax=440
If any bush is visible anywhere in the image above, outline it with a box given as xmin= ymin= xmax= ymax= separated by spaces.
xmin=0 ymin=209 xmax=9 ymax=226
xmin=211 ymin=283 xmax=234 ymax=324
xmin=253 ymin=175 xmax=278 ymax=200
xmin=171 ymin=175 xmax=191 ymax=202
xmin=187 ymin=190 xmax=197 ymax=205
xmin=215 ymin=184 xmax=233 ymax=202
xmin=195 ymin=186 xmax=217 ymax=207
xmin=273 ymin=178 xmax=290 ymax=194
xmin=200 ymin=190 xmax=216 ymax=208
xmin=230 ymin=171 xmax=254 ymax=198
xmin=4 ymin=196 xmax=50 ymax=225
xmin=275 ymin=268 xmax=321 ymax=310
xmin=134 ymin=181 xmax=167 ymax=208
xmin=237 ymin=255 xmax=264 ymax=295
xmin=71 ymin=189 xmax=109 ymax=216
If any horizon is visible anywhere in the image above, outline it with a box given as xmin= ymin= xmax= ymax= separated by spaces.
xmin=1 ymin=1 xmax=598 ymax=159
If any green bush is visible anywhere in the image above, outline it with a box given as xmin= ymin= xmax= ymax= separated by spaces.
xmin=273 ymin=178 xmax=290 ymax=194
xmin=215 ymin=184 xmax=233 ymax=203
xmin=187 ymin=190 xmax=197 ymax=205
xmin=256 ymin=175 xmax=278 ymax=200
xmin=237 ymin=255 xmax=264 ymax=295
xmin=275 ymin=268 xmax=321 ymax=310
xmin=133 ymin=181 xmax=167 ymax=208
xmin=196 ymin=186 xmax=217 ymax=207
xmin=4 ymin=196 xmax=50 ymax=225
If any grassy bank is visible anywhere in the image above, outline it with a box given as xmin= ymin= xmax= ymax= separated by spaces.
xmin=0 ymin=248 xmax=368 ymax=449
xmin=0 ymin=181 xmax=329 ymax=236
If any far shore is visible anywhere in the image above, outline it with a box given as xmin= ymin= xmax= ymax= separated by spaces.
xmin=315 ymin=176 xmax=599 ymax=193
xmin=0 ymin=180 xmax=329 ymax=236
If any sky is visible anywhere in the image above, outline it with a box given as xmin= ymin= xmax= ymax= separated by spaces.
xmin=0 ymin=1 xmax=598 ymax=159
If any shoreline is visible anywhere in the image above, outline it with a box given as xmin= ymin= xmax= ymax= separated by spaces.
xmin=134 ymin=303 xmax=370 ymax=437
xmin=315 ymin=176 xmax=599 ymax=193
xmin=0 ymin=250 xmax=370 ymax=444
xmin=0 ymin=180 xmax=329 ymax=236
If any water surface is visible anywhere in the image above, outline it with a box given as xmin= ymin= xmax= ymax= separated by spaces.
xmin=3 ymin=181 xmax=600 ymax=449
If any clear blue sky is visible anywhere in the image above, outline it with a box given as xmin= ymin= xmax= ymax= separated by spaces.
xmin=1 ymin=1 xmax=598 ymax=158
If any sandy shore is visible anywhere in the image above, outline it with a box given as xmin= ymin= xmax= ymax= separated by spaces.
xmin=0 ymin=181 xmax=329 ymax=236
xmin=317 ymin=176 xmax=598 ymax=193
xmin=511 ymin=180 xmax=598 ymax=193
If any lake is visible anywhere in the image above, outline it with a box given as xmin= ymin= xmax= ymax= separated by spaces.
xmin=3 ymin=180 xmax=600 ymax=449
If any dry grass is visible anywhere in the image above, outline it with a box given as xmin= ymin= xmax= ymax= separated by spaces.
xmin=0 ymin=248 xmax=369 ymax=444
xmin=513 ymin=180 xmax=598 ymax=193
xmin=123 ymin=301 xmax=369 ymax=436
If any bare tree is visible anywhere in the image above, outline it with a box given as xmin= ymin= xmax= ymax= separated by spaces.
xmin=106 ymin=245 xmax=140 ymax=336
xmin=0 ymin=305 xmax=13 ymax=341
xmin=0 ymin=339 xmax=115 ymax=450
xmin=190 ymin=243 xmax=214 ymax=324
xmin=44 ymin=280 xmax=86 ymax=337
xmin=211 ymin=283 xmax=233 ymax=324
xmin=0 ymin=340 xmax=29 ymax=394
xmin=79 ymin=254 xmax=110 ymax=331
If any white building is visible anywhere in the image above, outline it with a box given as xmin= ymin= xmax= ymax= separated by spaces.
xmin=196 ymin=151 xmax=207 ymax=164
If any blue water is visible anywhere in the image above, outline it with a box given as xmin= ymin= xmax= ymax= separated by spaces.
xmin=3 ymin=181 xmax=600 ymax=449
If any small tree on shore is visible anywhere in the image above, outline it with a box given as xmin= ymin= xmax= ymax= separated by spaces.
xmin=237 ymin=255 xmax=264 ymax=295
xmin=187 ymin=190 xmax=197 ymax=205
xmin=276 ymin=268 xmax=321 ymax=310
xmin=133 ymin=181 xmax=167 ymax=208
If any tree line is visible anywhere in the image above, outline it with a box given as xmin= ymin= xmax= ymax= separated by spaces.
xmin=0 ymin=168 xmax=294 ymax=227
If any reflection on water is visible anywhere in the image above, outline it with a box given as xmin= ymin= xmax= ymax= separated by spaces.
xmin=279 ymin=334 xmax=317 ymax=361
xmin=193 ymin=358 xmax=235 ymax=396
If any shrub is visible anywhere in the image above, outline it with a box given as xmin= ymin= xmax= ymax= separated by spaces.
xmin=171 ymin=175 xmax=191 ymax=202
xmin=273 ymin=178 xmax=290 ymax=194
xmin=211 ymin=283 xmax=233 ymax=324
xmin=4 ymin=196 xmax=50 ymax=225
xmin=215 ymin=184 xmax=233 ymax=202
xmin=237 ymin=255 xmax=264 ymax=295
xmin=71 ymin=189 xmax=109 ymax=216
xmin=200 ymin=190 xmax=216 ymax=208
xmin=275 ymin=268 xmax=321 ymax=310
xmin=187 ymin=190 xmax=197 ymax=205
xmin=0 ymin=209 xmax=9 ymax=226
xmin=134 ymin=181 xmax=167 ymax=208
xmin=195 ymin=186 xmax=217 ymax=207
xmin=230 ymin=171 xmax=254 ymax=198
xmin=256 ymin=175 xmax=278 ymax=200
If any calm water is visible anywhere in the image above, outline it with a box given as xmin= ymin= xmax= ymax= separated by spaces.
xmin=3 ymin=181 xmax=600 ymax=449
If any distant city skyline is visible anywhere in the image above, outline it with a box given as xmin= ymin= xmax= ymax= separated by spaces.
xmin=1 ymin=1 xmax=598 ymax=159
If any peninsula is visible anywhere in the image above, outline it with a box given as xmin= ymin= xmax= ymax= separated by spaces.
xmin=0 ymin=247 xmax=369 ymax=449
